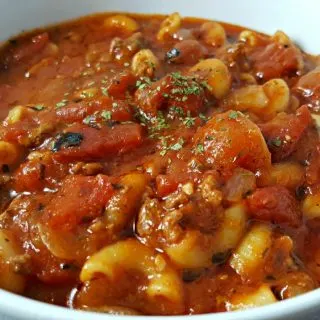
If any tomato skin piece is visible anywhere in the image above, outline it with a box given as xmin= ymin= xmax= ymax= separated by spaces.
xmin=135 ymin=74 xmax=206 ymax=116
xmin=53 ymin=123 xmax=143 ymax=162
xmin=55 ymin=97 xmax=133 ymax=123
xmin=156 ymin=174 xmax=179 ymax=198
xmin=13 ymin=157 xmax=68 ymax=192
xmin=193 ymin=110 xmax=271 ymax=177
xmin=155 ymin=157 xmax=199 ymax=197
xmin=42 ymin=175 xmax=114 ymax=231
xmin=14 ymin=161 xmax=45 ymax=192
xmin=246 ymin=185 xmax=302 ymax=227
xmin=249 ymin=42 xmax=302 ymax=80
xmin=167 ymin=40 xmax=208 ymax=65
xmin=259 ymin=105 xmax=312 ymax=162
xmin=106 ymin=71 xmax=137 ymax=99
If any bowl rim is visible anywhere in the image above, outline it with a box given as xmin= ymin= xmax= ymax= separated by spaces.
xmin=1 ymin=287 xmax=320 ymax=319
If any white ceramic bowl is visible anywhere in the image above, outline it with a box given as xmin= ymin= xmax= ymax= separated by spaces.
xmin=0 ymin=0 xmax=319 ymax=319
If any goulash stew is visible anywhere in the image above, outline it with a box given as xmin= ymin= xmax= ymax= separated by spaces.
xmin=0 ymin=12 xmax=319 ymax=315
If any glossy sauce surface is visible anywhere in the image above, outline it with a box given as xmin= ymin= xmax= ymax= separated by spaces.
xmin=0 ymin=12 xmax=319 ymax=315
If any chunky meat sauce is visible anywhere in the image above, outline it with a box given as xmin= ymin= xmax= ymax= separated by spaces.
xmin=0 ymin=12 xmax=319 ymax=315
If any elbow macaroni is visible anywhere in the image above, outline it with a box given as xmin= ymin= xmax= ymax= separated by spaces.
xmin=302 ymin=193 xmax=320 ymax=220
xmin=131 ymin=49 xmax=159 ymax=77
xmin=227 ymin=285 xmax=277 ymax=311
xmin=80 ymin=239 xmax=183 ymax=305
xmin=224 ymin=78 xmax=290 ymax=116
xmin=0 ymin=141 xmax=20 ymax=165
xmin=230 ymin=223 xmax=272 ymax=279
xmin=262 ymin=78 xmax=290 ymax=114
xmin=165 ymin=204 xmax=247 ymax=268
xmin=165 ymin=230 xmax=215 ymax=268
xmin=213 ymin=204 xmax=248 ymax=254
xmin=224 ymin=85 xmax=269 ymax=111
xmin=103 ymin=15 xmax=139 ymax=34
xmin=239 ymin=30 xmax=258 ymax=47
xmin=258 ymin=162 xmax=304 ymax=189
xmin=201 ymin=21 xmax=226 ymax=47
xmin=0 ymin=230 xmax=25 ymax=293
xmin=272 ymin=30 xmax=291 ymax=46
xmin=4 ymin=105 xmax=34 ymax=125
xmin=190 ymin=58 xmax=231 ymax=99
xmin=157 ymin=13 xmax=181 ymax=41
xmin=105 ymin=172 xmax=147 ymax=231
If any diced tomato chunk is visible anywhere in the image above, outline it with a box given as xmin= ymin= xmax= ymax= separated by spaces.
xmin=42 ymin=175 xmax=114 ymax=230
xmin=55 ymin=97 xmax=133 ymax=123
xmin=14 ymin=161 xmax=45 ymax=192
xmin=247 ymin=185 xmax=301 ymax=227
xmin=167 ymin=40 xmax=208 ymax=65
xmin=107 ymin=71 xmax=137 ymax=99
xmin=53 ymin=123 xmax=143 ymax=162
xmin=249 ymin=42 xmax=302 ymax=80
xmin=135 ymin=73 xmax=206 ymax=116
xmin=1 ymin=109 xmax=56 ymax=145
xmin=259 ymin=105 xmax=312 ymax=162
xmin=193 ymin=110 xmax=271 ymax=177
xmin=13 ymin=157 xmax=67 ymax=192
xmin=294 ymin=66 xmax=320 ymax=111
xmin=156 ymin=175 xmax=179 ymax=197
xmin=156 ymin=158 xmax=198 ymax=197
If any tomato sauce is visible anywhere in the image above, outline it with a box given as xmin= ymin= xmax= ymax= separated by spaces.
xmin=0 ymin=12 xmax=319 ymax=315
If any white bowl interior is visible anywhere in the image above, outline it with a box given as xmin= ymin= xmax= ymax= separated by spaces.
xmin=1 ymin=0 xmax=320 ymax=53
xmin=0 ymin=0 xmax=319 ymax=319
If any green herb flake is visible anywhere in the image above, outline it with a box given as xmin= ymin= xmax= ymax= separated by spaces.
xmin=199 ymin=113 xmax=208 ymax=122
xmin=135 ymin=109 xmax=150 ymax=125
xmin=201 ymin=81 xmax=212 ymax=91
xmin=195 ymin=143 xmax=205 ymax=154
xmin=112 ymin=102 xmax=118 ymax=109
xmin=228 ymin=111 xmax=239 ymax=120
xmin=55 ymin=100 xmax=68 ymax=109
xmin=136 ymin=77 xmax=152 ymax=90
xmin=206 ymin=135 xmax=214 ymax=141
xmin=183 ymin=85 xmax=201 ymax=95
xmin=271 ymin=137 xmax=282 ymax=147
xmin=160 ymin=149 xmax=167 ymax=156
xmin=83 ymin=115 xmax=93 ymax=125
xmin=87 ymin=81 xmax=96 ymax=87
xmin=170 ymin=138 xmax=185 ymax=151
xmin=182 ymin=96 xmax=188 ymax=102
xmin=171 ymin=88 xmax=182 ymax=95
xmin=140 ymin=83 xmax=147 ymax=90
xmin=183 ymin=112 xmax=196 ymax=128
xmin=32 ymin=104 xmax=45 ymax=111
xmin=159 ymin=136 xmax=169 ymax=156
xmin=101 ymin=87 xmax=109 ymax=96
xmin=101 ymin=110 xmax=112 ymax=120
xmin=171 ymin=72 xmax=183 ymax=80
xmin=170 ymin=106 xmax=185 ymax=116
xmin=154 ymin=111 xmax=169 ymax=131
xmin=80 ymin=91 xmax=95 ymax=99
